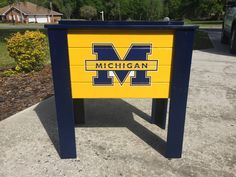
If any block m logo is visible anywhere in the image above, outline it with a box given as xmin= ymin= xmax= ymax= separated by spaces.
xmin=85 ymin=44 xmax=158 ymax=86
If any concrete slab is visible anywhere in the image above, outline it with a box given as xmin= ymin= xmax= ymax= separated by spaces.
xmin=0 ymin=47 xmax=236 ymax=176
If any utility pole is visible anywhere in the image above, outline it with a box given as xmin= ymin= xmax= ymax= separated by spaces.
xmin=100 ymin=11 xmax=104 ymax=21
xmin=50 ymin=1 xmax=54 ymax=23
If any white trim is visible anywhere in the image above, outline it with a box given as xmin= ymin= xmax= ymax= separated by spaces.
xmin=2 ymin=6 xmax=26 ymax=15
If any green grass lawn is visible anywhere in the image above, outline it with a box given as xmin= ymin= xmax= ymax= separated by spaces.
xmin=185 ymin=20 xmax=223 ymax=28
xmin=0 ymin=23 xmax=44 ymax=29
xmin=0 ymin=29 xmax=23 ymax=68
xmin=0 ymin=41 xmax=15 ymax=68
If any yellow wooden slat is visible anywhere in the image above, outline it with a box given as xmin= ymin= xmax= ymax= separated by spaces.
xmin=68 ymin=48 xmax=173 ymax=66
xmin=70 ymin=66 xmax=171 ymax=83
xmin=71 ymin=83 xmax=170 ymax=98
xmin=67 ymin=30 xmax=173 ymax=98
xmin=67 ymin=30 xmax=174 ymax=48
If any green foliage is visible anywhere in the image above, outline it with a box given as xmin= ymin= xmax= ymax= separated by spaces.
xmin=52 ymin=0 xmax=77 ymax=19
xmin=80 ymin=5 xmax=97 ymax=20
xmin=6 ymin=31 xmax=47 ymax=73
xmin=164 ymin=0 xmax=182 ymax=19
xmin=145 ymin=0 xmax=163 ymax=20
xmin=3 ymin=0 xmax=226 ymax=21
xmin=106 ymin=0 xmax=163 ymax=20
xmin=31 ymin=0 xmax=76 ymax=19
xmin=30 ymin=0 xmax=164 ymax=20
xmin=164 ymin=0 xmax=224 ymax=20
xmin=0 ymin=0 xmax=8 ymax=8
xmin=197 ymin=0 xmax=224 ymax=19
xmin=0 ymin=0 xmax=27 ymax=8
xmin=2 ymin=69 xmax=18 ymax=76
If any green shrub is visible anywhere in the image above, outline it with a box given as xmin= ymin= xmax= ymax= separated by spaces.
xmin=6 ymin=31 xmax=47 ymax=73
xmin=2 ymin=69 xmax=18 ymax=77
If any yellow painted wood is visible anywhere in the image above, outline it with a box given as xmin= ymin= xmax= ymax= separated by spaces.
xmin=85 ymin=61 xmax=158 ymax=71
xmin=68 ymin=47 xmax=173 ymax=66
xmin=70 ymin=66 xmax=171 ymax=83
xmin=71 ymin=83 xmax=170 ymax=98
xmin=68 ymin=30 xmax=174 ymax=48
xmin=67 ymin=29 xmax=174 ymax=98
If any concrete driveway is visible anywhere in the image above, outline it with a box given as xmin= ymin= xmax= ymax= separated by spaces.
xmin=0 ymin=32 xmax=235 ymax=177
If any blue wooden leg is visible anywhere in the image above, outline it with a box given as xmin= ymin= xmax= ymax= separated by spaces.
xmin=151 ymin=99 xmax=168 ymax=129
xmin=48 ymin=29 xmax=76 ymax=159
xmin=166 ymin=97 xmax=188 ymax=158
xmin=165 ymin=30 xmax=195 ymax=158
xmin=73 ymin=99 xmax=85 ymax=124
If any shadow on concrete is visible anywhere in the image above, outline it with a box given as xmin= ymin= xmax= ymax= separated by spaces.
xmin=199 ymin=29 xmax=236 ymax=57
xmin=200 ymin=48 xmax=236 ymax=57
xmin=34 ymin=97 xmax=60 ymax=155
xmin=80 ymin=99 xmax=166 ymax=156
xmin=34 ymin=97 xmax=166 ymax=157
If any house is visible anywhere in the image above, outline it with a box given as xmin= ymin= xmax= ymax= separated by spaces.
xmin=0 ymin=2 xmax=63 ymax=23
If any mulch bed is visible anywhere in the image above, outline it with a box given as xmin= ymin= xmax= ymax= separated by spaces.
xmin=0 ymin=65 xmax=54 ymax=121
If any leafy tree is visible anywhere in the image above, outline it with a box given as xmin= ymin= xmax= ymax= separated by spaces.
xmin=164 ymin=0 xmax=224 ymax=20
xmin=127 ymin=0 xmax=147 ymax=20
xmin=197 ymin=0 xmax=224 ymax=19
xmin=31 ymin=0 xmax=76 ymax=19
xmin=72 ymin=0 xmax=104 ymax=19
xmin=80 ymin=5 xmax=97 ymax=20
xmin=78 ymin=0 xmax=163 ymax=21
xmin=163 ymin=0 xmax=182 ymax=19
xmin=7 ymin=0 xmax=164 ymax=21
xmin=54 ymin=0 xmax=77 ymax=19
xmin=145 ymin=0 xmax=163 ymax=20
xmin=105 ymin=0 xmax=130 ymax=20
xmin=4 ymin=0 xmax=225 ymax=21
xmin=0 ymin=0 xmax=8 ymax=8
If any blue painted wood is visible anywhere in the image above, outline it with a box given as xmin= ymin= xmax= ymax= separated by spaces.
xmin=45 ymin=21 xmax=197 ymax=30
xmin=151 ymin=99 xmax=168 ymax=129
xmin=73 ymin=99 xmax=85 ymax=124
xmin=47 ymin=29 xmax=76 ymax=159
xmin=59 ymin=20 xmax=184 ymax=25
xmin=165 ymin=30 xmax=195 ymax=158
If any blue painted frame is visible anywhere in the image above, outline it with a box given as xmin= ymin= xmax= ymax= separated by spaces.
xmin=151 ymin=98 xmax=168 ymax=129
xmin=45 ymin=20 xmax=195 ymax=30
xmin=166 ymin=30 xmax=195 ymax=158
xmin=45 ymin=21 xmax=197 ymax=159
xmin=47 ymin=29 xmax=76 ymax=158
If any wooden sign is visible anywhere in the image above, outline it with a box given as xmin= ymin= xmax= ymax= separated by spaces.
xmin=46 ymin=21 xmax=197 ymax=159
xmin=68 ymin=30 xmax=173 ymax=98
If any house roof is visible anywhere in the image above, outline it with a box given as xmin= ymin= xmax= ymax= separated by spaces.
xmin=0 ymin=2 xmax=63 ymax=16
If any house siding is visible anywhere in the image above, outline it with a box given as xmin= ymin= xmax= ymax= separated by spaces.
xmin=5 ymin=9 xmax=23 ymax=23
xmin=1 ymin=6 xmax=62 ymax=23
